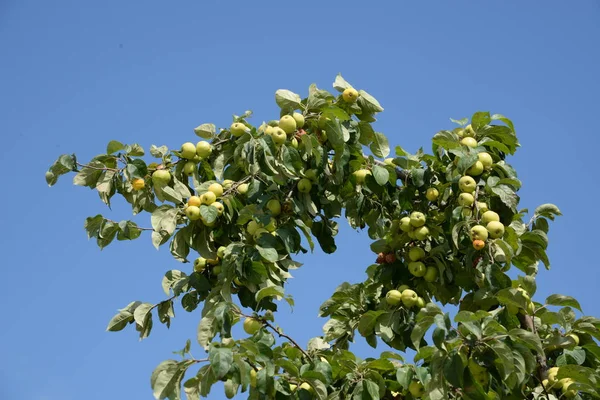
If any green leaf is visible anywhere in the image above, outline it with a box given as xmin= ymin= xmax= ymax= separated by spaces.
xmin=443 ymin=353 xmax=464 ymax=387
xmin=151 ymin=359 xmax=195 ymax=400
xmin=491 ymin=184 xmax=518 ymax=211
xmin=162 ymin=270 xmax=188 ymax=296
xmin=323 ymin=118 xmax=346 ymax=150
xmin=106 ymin=310 xmax=133 ymax=332
xmin=256 ymin=286 xmax=284 ymax=303
xmin=107 ymin=140 xmax=125 ymax=154
xmin=370 ymin=132 xmax=390 ymax=158
xmin=73 ymin=162 xmax=104 ymax=188
xmin=209 ymin=347 xmax=233 ymax=380
xmin=546 ymin=294 xmax=583 ymax=313
xmin=534 ymin=203 xmax=562 ymax=220
xmin=471 ymin=111 xmax=491 ymax=130
xmin=197 ymin=316 xmax=215 ymax=350
xmin=358 ymin=311 xmax=385 ymax=337
xmin=490 ymin=339 xmax=514 ymax=380
xmin=411 ymin=316 xmax=435 ymax=349
xmin=432 ymin=131 xmax=461 ymax=150
xmin=275 ymin=89 xmax=302 ymax=111
xmin=133 ymin=303 xmax=153 ymax=327
xmin=508 ymin=328 xmax=543 ymax=355
xmin=333 ymin=73 xmax=352 ymax=92
xmin=150 ymin=145 xmax=169 ymax=158
xmin=194 ymin=123 xmax=216 ymax=139
xmin=151 ymin=205 xmax=178 ymax=236
xmin=372 ymin=165 xmax=389 ymax=186
xmin=457 ymin=153 xmax=478 ymax=174
xmin=126 ymin=143 xmax=144 ymax=156
xmin=357 ymin=90 xmax=384 ymax=113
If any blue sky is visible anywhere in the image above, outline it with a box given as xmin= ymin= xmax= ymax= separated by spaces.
xmin=1 ymin=1 xmax=599 ymax=399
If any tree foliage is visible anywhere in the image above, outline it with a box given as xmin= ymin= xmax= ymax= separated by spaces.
xmin=47 ymin=74 xmax=600 ymax=399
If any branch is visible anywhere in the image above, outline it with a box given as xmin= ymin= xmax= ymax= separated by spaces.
xmin=518 ymin=313 xmax=548 ymax=381
xmin=368 ymin=157 xmax=408 ymax=181
xmin=76 ymin=161 xmax=120 ymax=173
xmin=260 ymin=318 xmax=312 ymax=361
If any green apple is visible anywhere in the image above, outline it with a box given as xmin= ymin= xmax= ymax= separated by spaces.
xmin=353 ymin=169 xmax=371 ymax=184
xmin=264 ymin=218 xmax=277 ymax=232
xmin=426 ymin=187 xmax=439 ymax=201
xmin=399 ymin=217 xmax=412 ymax=232
xmin=305 ymin=169 xmax=318 ymax=182
xmin=131 ymin=178 xmax=145 ymax=190
xmin=464 ymin=124 xmax=476 ymax=137
xmin=152 ymin=170 xmax=171 ymax=187
xmin=194 ymin=257 xmax=207 ymax=272
xmin=279 ymin=115 xmax=297 ymax=134
xmin=459 ymin=176 xmax=477 ymax=193
xmin=196 ymin=141 xmax=212 ymax=158
xmin=212 ymin=265 xmax=221 ymax=275
xmin=292 ymin=112 xmax=305 ymax=128
xmin=462 ymin=207 xmax=473 ymax=217
xmin=183 ymin=161 xmax=196 ymax=176
xmin=424 ymin=266 xmax=438 ymax=282
xmin=222 ymin=179 xmax=234 ymax=189
xmin=486 ymin=221 xmax=505 ymax=238
xmin=408 ymin=247 xmax=426 ymax=261
xmin=547 ymin=367 xmax=559 ymax=387
xmin=386 ymin=289 xmax=403 ymax=306
xmin=477 ymin=202 xmax=489 ymax=213
xmin=342 ymin=87 xmax=359 ymax=103
xmin=208 ymin=182 xmax=223 ymax=197
xmin=471 ymin=225 xmax=489 ymax=241
xmin=253 ymin=228 xmax=269 ymax=240
xmin=297 ymin=178 xmax=313 ymax=193
xmin=407 ymin=230 xmax=417 ymax=240
xmin=264 ymin=125 xmax=275 ymax=135
xmin=210 ymin=202 xmax=224 ymax=216
xmin=467 ymin=160 xmax=484 ymax=176
xmin=398 ymin=285 xmax=410 ymax=293
xmin=217 ymin=246 xmax=226 ymax=259
xmin=416 ymin=297 xmax=426 ymax=309
xmin=243 ymin=317 xmax=262 ymax=335
xmin=299 ymin=382 xmax=312 ymax=392
xmin=408 ymin=261 xmax=427 ymax=277
xmin=201 ymin=191 xmax=216 ymax=205
xmin=478 ymin=152 xmax=493 ymax=169
xmin=291 ymin=137 xmax=298 ymax=148
xmin=271 ymin=127 xmax=287 ymax=145
xmin=414 ymin=226 xmax=429 ymax=241
xmin=237 ymin=183 xmax=249 ymax=194
xmin=188 ymin=195 xmax=201 ymax=207
xmin=458 ymin=192 xmax=475 ymax=206
xmin=408 ymin=381 xmax=425 ymax=397
xmin=246 ymin=220 xmax=259 ymax=236
xmin=481 ymin=211 xmax=499 ymax=224
xmin=230 ymin=122 xmax=247 ymax=137
xmin=401 ymin=289 xmax=419 ymax=307
xmin=266 ymin=199 xmax=281 ymax=216
xmin=461 ymin=137 xmax=478 ymax=148
xmin=560 ymin=379 xmax=577 ymax=398
xmin=185 ymin=205 xmax=202 ymax=221
xmin=567 ymin=333 xmax=580 ymax=346
xmin=181 ymin=142 xmax=197 ymax=159
xmin=409 ymin=211 xmax=426 ymax=227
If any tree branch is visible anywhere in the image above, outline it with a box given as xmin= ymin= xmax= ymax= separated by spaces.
xmin=260 ymin=318 xmax=312 ymax=361
xmin=518 ymin=313 xmax=548 ymax=380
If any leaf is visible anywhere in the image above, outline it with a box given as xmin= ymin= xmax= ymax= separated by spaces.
xmin=73 ymin=162 xmax=104 ymax=187
xmin=275 ymin=89 xmax=302 ymax=111
xmin=107 ymin=140 xmax=125 ymax=154
xmin=372 ymin=165 xmax=389 ymax=186
xmin=508 ymin=328 xmax=543 ymax=355
xmin=194 ymin=123 xmax=216 ymax=139
xmin=150 ymin=359 xmax=195 ymax=400
xmin=150 ymin=145 xmax=169 ymax=158
xmin=106 ymin=310 xmax=133 ymax=332
xmin=197 ymin=316 xmax=215 ymax=350
xmin=490 ymin=340 xmax=514 ymax=380
xmin=546 ymin=294 xmax=583 ymax=313
xmin=133 ymin=303 xmax=153 ymax=327
xmin=432 ymin=130 xmax=461 ymax=150
xmin=151 ymin=205 xmax=178 ymax=236
xmin=358 ymin=311 xmax=385 ymax=337
xmin=411 ymin=316 xmax=435 ymax=349
xmin=162 ymin=270 xmax=188 ymax=296
xmin=471 ymin=111 xmax=491 ymax=130
xmin=370 ymin=132 xmax=390 ymax=158
xmin=491 ymin=184 xmax=518 ymax=211
xmin=322 ymin=118 xmax=346 ymax=150
xmin=333 ymin=73 xmax=352 ymax=92
xmin=534 ymin=203 xmax=562 ymax=220
xmin=358 ymin=90 xmax=384 ymax=113
xmin=209 ymin=347 xmax=233 ymax=380
xmin=255 ymin=286 xmax=284 ymax=303
xmin=126 ymin=143 xmax=145 ymax=156
xmin=443 ymin=353 xmax=464 ymax=387
xmin=457 ymin=153 xmax=478 ymax=174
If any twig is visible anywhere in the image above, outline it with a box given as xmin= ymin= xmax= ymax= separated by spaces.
xmin=76 ymin=162 xmax=120 ymax=173
xmin=105 ymin=218 xmax=155 ymax=231
xmin=260 ymin=318 xmax=311 ymax=361
xmin=223 ymin=175 xmax=253 ymax=197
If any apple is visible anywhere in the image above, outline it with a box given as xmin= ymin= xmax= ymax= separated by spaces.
xmin=212 ymin=265 xmax=221 ymax=275
xmin=471 ymin=225 xmax=489 ymax=241
xmin=246 ymin=221 xmax=259 ymax=236
xmin=560 ymin=379 xmax=577 ymax=398
xmin=353 ymin=169 xmax=371 ymax=184
xmin=196 ymin=141 xmax=212 ymax=159
xmin=459 ymin=176 xmax=477 ymax=193
xmin=461 ymin=137 xmax=478 ymax=148
xmin=289 ymin=383 xmax=297 ymax=392
xmin=292 ymin=112 xmax=305 ymax=128
xmin=217 ymin=246 xmax=226 ymax=259
xmin=264 ymin=218 xmax=277 ymax=232
xmin=222 ymin=179 xmax=234 ymax=189
xmin=477 ymin=202 xmax=489 ymax=213
xmin=188 ymin=196 xmax=202 ymax=207
xmin=416 ymin=297 xmax=426 ymax=309
xmin=210 ymin=202 xmax=224 ymax=216
xmin=342 ymin=87 xmax=359 ymax=103
xmin=486 ymin=221 xmax=505 ymax=238
xmin=414 ymin=226 xmax=429 ymax=241
xmin=266 ymin=199 xmax=281 ymax=216
xmin=193 ymin=257 xmax=207 ymax=272
xmin=478 ymin=152 xmax=493 ymax=169
xmin=185 ymin=206 xmax=202 ymax=221
xmin=407 ymin=230 xmax=417 ymax=240
xmin=230 ymin=122 xmax=247 ymax=137
xmin=481 ymin=211 xmax=499 ymax=224
xmin=408 ymin=247 xmax=426 ymax=261
xmin=201 ymin=191 xmax=216 ymax=205
xmin=399 ymin=217 xmax=412 ymax=232
xmin=152 ymin=170 xmax=171 ymax=187
xmin=180 ymin=142 xmax=196 ymax=159
xmin=305 ymin=169 xmax=318 ymax=182
xmin=467 ymin=161 xmax=484 ymax=176
xmin=473 ymin=239 xmax=485 ymax=250
xmin=567 ymin=333 xmax=580 ymax=346
xmin=271 ymin=127 xmax=287 ymax=145
xmin=299 ymin=382 xmax=312 ymax=392
xmin=243 ymin=317 xmax=262 ymax=335
xmin=297 ymin=178 xmax=313 ymax=193
xmin=547 ymin=367 xmax=559 ymax=387
xmin=264 ymin=125 xmax=275 ymax=135
xmin=401 ymin=289 xmax=419 ymax=307
xmin=183 ymin=161 xmax=196 ymax=176
xmin=408 ymin=381 xmax=425 ymax=397
xmin=249 ymin=369 xmax=257 ymax=387
xmin=386 ymin=289 xmax=403 ymax=306
xmin=279 ymin=115 xmax=297 ymax=134
xmin=458 ymin=193 xmax=475 ymax=206
xmin=237 ymin=183 xmax=249 ymax=194
xmin=408 ymin=261 xmax=427 ymax=277
xmin=208 ymin=182 xmax=223 ymax=198
xmin=132 ymin=178 xmax=145 ymax=190
xmin=424 ymin=266 xmax=438 ymax=282
xmin=462 ymin=207 xmax=473 ymax=217
xmin=291 ymin=138 xmax=298 ymax=148
xmin=426 ymin=187 xmax=439 ymax=201
xmin=409 ymin=211 xmax=426 ymax=227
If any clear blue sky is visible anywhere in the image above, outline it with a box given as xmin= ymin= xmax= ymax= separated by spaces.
xmin=1 ymin=1 xmax=599 ymax=399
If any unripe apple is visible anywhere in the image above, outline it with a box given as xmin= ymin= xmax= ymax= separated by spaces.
xmin=152 ymin=170 xmax=171 ymax=187
xmin=222 ymin=179 xmax=234 ymax=189
xmin=471 ymin=225 xmax=489 ymax=241
xmin=185 ymin=206 xmax=202 ymax=221
xmin=481 ymin=211 xmax=500 ymax=224
xmin=414 ymin=226 xmax=429 ymax=240
xmin=299 ymin=382 xmax=312 ymax=392
xmin=180 ymin=142 xmax=197 ymax=159
xmin=201 ymin=191 xmax=217 ymax=205
xmin=246 ymin=220 xmax=259 ymax=236
xmin=416 ymin=297 xmax=426 ymax=308
xmin=560 ymin=379 xmax=577 ymax=398
xmin=424 ymin=266 xmax=438 ymax=282
xmin=249 ymin=369 xmax=257 ymax=387
xmin=478 ymin=152 xmax=493 ymax=169
xmin=271 ymin=127 xmax=287 ymax=145
xmin=132 ymin=178 xmax=145 ymax=190
xmin=353 ymin=169 xmax=371 ymax=184
xmin=461 ymin=137 xmax=478 ymax=148
xmin=473 ymin=239 xmax=485 ymax=250
xmin=297 ymin=178 xmax=313 ymax=193
xmin=408 ymin=230 xmax=417 ymax=240
xmin=196 ymin=141 xmax=212 ymax=158
xmin=264 ymin=218 xmax=277 ymax=233
xmin=243 ymin=317 xmax=262 ymax=335
xmin=464 ymin=124 xmax=476 ymax=137
xmin=183 ymin=161 xmax=196 ymax=176
xmin=486 ymin=221 xmax=505 ymax=238
xmin=266 ymin=199 xmax=281 ymax=216
xmin=408 ymin=261 xmax=427 ymax=277
xmin=462 ymin=207 xmax=473 ymax=217
xmin=401 ymin=289 xmax=419 ymax=307
xmin=408 ymin=381 xmax=425 ymax=397
xmin=208 ymin=183 xmax=223 ymax=198
xmin=409 ymin=212 xmax=426 ymax=227
xmin=237 ymin=183 xmax=249 ymax=194
xmin=458 ymin=193 xmax=475 ymax=206
xmin=212 ymin=265 xmax=221 ymax=275
xmin=264 ymin=125 xmax=275 ymax=135
xmin=477 ymin=202 xmax=489 ymax=213
xmin=194 ymin=257 xmax=207 ymax=272
xmin=279 ymin=115 xmax=297 ymax=134
xmin=386 ymin=289 xmax=403 ymax=306
xmin=467 ymin=161 xmax=484 ymax=176
xmin=291 ymin=137 xmax=298 ymax=148
xmin=217 ymin=246 xmax=226 ymax=259
xmin=230 ymin=122 xmax=247 ymax=137
xmin=292 ymin=112 xmax=305 ymax=128
xmin=567 ymin=333 xmax=580 ymax=346
xmin=547 ymin=367 xmax=559 ymax=387
xmin=188 ymin=195 xmax=202 ymax=207
xmin=210 ymin=202 xmax=224 ymax=216
xmin=342 ymin=87 xmax=359 ymax=103
xmin=399 ymin=217 xmax=412 ymax=232
xmin=459 ymin=176 xmax=477 ymax=193
xmin=305 ymin=169 xmax=318 ymax=182
xmin=408 ymin=247 xmax=426 ymax=261
xmin=426 ymin=187 xmax=439 ymax=201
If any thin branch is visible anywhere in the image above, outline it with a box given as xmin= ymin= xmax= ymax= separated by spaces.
xmin=76 ymin=162 xmax=120 ymax=173
xmin=260 ymin=318 xmax=311 ymax=361
xmin=150 ymin=294 xmax=178 ymax=312
xmin=223 ymin=175 xmax=253 ymax=197
xmin=105 ymin=218 xmax=155 ymax=231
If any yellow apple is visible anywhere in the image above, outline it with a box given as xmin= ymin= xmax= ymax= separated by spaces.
xmin=208 ymin=182 xmax=223 ymax=197
xmin=292 ymin=112 xmax=305 ymax=128
xmin=342 ymin=87 xmax=359 ymax=103
xmin=132 ymin=178 xmax=145 ymax=190
xmin=196 ymin=141 xmax=212 ymax=158
xmin=230 ymin=122 xmax=247 ymax=137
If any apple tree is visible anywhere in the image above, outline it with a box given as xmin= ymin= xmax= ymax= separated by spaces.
xmin=46 ymin=75 xmax=600 ymax=399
